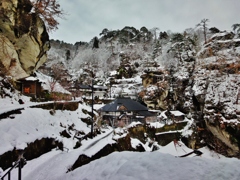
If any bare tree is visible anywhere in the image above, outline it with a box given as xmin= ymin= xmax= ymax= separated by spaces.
xmin=44 ymin=63 xmax=64 ymax=96
xmin=30 ymin=0 xmax=65 ymax=32
xmin=196 ymin=18 xmax=209 ymax=44
xmin=150 ymin=27 xmax=160 ymax=42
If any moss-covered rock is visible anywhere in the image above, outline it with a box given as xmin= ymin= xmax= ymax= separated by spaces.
xmin=128 ymin=124 xmax=146 ymax=143
xmin=155 ymin=132 xmax=181 ymax=146
xmin=155 ymin=122 xmax=188 ymax=133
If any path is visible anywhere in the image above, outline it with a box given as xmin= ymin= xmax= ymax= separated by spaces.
xmin=83 ymin=130 xmax=113 ymax=151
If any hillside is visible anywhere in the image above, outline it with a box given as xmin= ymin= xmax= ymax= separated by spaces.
xmin=44 ymin=26 xmax=240 ymax=156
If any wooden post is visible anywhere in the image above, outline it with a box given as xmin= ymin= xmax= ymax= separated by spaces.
xmin=18 ymin=159 xmax=22 ymax=180
xmin=91 ymin=79 xmax=94 ymax=138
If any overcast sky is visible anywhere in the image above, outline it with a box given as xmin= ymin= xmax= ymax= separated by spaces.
xmin=49 ymin=0 xmax=239 ymax=44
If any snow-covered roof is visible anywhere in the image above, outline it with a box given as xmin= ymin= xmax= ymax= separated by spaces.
xmin=35 ymin=72 xmax=71 ymax=94
xmin=170 ymin=110 xmax=185 ymax=116
xmin=94 ymin=85 xmax=108 ymax=89
xmin=25 ymin=76 xmax=38 ymax=81
xmin=101 ymin=97 xmax=151 ymax=114
xmin=109 ymin=70 xmax=117 ymax=76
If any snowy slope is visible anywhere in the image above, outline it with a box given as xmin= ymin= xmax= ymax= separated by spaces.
xmin=60 ymin=151 xmax=240 ymax=180
xmin=1 ymin=96 xmax=240 ymax=180
xmin=3 ymin=150 xmax=240 ymax=180
xmin=0 ymin=102 xmax=91 ymax=155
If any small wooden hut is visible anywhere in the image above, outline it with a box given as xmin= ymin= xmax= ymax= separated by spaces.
xmin=17 ymin=76 xmax=42 ymax=98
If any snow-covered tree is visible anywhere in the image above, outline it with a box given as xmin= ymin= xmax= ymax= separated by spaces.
xmin=232 ymin=23 xmax=240 ymax=37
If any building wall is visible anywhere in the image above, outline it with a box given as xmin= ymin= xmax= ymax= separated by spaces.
xmin=21 ymin=81 xmax=41 ymax=97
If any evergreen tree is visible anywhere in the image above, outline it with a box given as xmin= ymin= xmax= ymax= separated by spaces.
xmin=92 ymin=37 xmax=99 ymax=49
xmin=209 ymin=27 xmax=220 ymax=34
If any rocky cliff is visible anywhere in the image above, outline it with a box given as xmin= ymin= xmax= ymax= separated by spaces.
xmin=140 ymin=31 xmax=240 ymax=157
xmin=0 ymin=0 xmax=50 ymax=80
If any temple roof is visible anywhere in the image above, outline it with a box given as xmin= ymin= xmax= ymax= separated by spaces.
xmin=101 ymin=97 xmax=150 ymax=113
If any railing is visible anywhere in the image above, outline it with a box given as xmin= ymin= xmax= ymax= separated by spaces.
xmin=1 ymin=158 xmax=26 ymax=180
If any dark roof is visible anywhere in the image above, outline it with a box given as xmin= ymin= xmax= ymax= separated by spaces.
xmin=138 ymin=110 xmax=155 ymax=116
xmin=76 ymin=84 xmax=108 ymax=90
xmin=78 ymin=84 xmax=91 ymax=89
xmin=101 ymin=97 xmax=149 ymax=112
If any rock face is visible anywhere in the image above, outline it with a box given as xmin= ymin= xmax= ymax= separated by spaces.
xmin=192 ymin=32 xmax=240 ymax=157
xmin=141 ymin=31 xmax=240 ymax=157
xmin=141 ymin=70 xmax=170 ymax=109
xmin=0 ymin=0 xmax=50 ymax=80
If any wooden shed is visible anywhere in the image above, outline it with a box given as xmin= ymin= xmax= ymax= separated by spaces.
xmin=17 ymin=76 xmax=42 ymax=98
xmin=169 ymin=111 xmax=185 ymax=122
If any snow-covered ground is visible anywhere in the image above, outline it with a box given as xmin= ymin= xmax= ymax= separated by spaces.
xmin=60 ymin=151 xmax=240 ymax=180
xmin=2 ymin=143 xmax=240 ymax=180
xmin=1 ymin=96 xmax=240 ymax=180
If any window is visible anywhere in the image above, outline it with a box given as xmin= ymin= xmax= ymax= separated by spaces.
xmin=23 ymin=83 xmax=36 ymax=94
xmin=118 ymin=105 xmax=127 ymax=111
xmin=24 ymin=87 xmax=30 ymax=93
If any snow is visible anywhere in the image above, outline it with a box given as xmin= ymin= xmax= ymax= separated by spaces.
xmin=170 ymin=110 xmax=185 ymax=116
xmin=127 ymin=121 xmax=142 ymax=128
xmin=0 ymin=99 xmax=54 ymax=115
xmin=35 ymin=72 xmax=71 ymax=94
xmin=93 ymin=103 xmax=106 ymax=111
xmin=109 ymin=70 xmax=117 ymax=76
xmin=112 ymin=127 xmax=128 ymax=140
xmin=2 ymin=99 xmax=237 ymax=180
xmin=0 ymin=101 xmax=239 ymax=179
xmin=158 ymin=110 xmax=168 ymax=119
xmin=210 ymin=31 xmax=232 ymax=39
xmin=25 ymin=76 xmax=38 ymax=81
xmin=8 ymin=150 xmax=239 ymax=180
xmin=0 ymin=103 xmax=91 ymax=155
xmin=149 ymin=122 xmax=165 ymax=128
